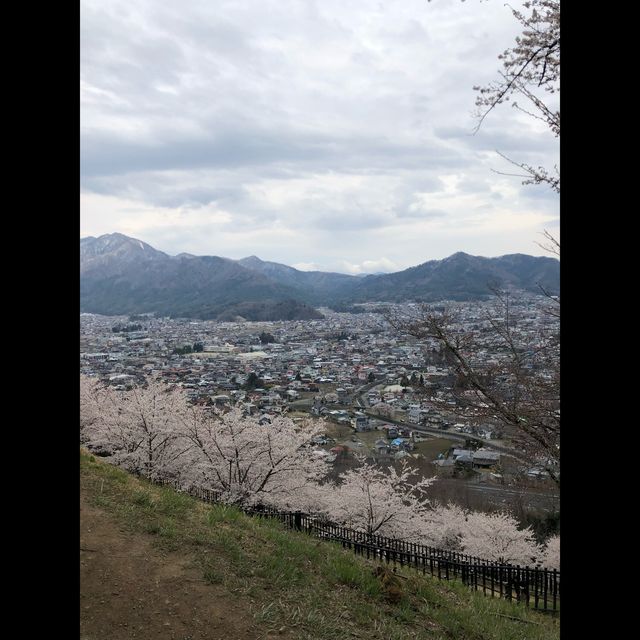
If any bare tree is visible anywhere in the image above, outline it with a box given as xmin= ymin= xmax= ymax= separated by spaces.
xmin=388 ymin=291 xmax=560 ymax=486
xmin=536 ymin=229 xmax=560 ymax=257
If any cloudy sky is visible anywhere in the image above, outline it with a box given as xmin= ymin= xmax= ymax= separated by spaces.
xmin=81 ymin=0 xmax=559 ymax=274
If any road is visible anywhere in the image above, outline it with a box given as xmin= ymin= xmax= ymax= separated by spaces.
xmin=354 ymin=383 xmax=524 ymax=460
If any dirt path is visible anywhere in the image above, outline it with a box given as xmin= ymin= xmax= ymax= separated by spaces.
xmin=80 ymin=493 xmax=261 ymax=640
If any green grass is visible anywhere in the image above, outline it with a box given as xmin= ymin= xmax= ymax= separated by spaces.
xmin=80 ymin=448 xmax=559 ymax=640
xmin=414 ymin=437 xmax=454 ymax=460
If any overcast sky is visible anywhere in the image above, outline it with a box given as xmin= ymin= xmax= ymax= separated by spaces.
xmin=80 ymin=0 xmax=559 ymax=274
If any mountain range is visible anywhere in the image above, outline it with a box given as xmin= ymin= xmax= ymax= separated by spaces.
xmin=80 ymin=233 xmax=559 ymax=320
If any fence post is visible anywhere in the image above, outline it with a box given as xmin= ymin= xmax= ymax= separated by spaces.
xmin=482 ymin=563 xmax=487 ymax=594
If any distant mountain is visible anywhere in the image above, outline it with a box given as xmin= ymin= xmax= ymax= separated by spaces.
xmin=80 ymin=233 xmax=323 ymax=320
xmin=236 ymin=256 xmax=358 ymax=305
xmin=347 ymin=252 xmax=560 ymax=302
xmin=80 ymin=234 xmax=559 ymax=319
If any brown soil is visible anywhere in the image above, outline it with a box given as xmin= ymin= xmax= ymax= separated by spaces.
xmin=80 ymin=493 xmax=262 ymax=640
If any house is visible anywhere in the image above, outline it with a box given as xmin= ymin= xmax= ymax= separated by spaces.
xmin=374 ymin=439 xmax=389 ymax=455
xmin=407 ymin=404 xmax=422 ymax=424
xmin=384 ymin=425 xmax=399 ymax=439
xmin=526 ymin=466 xmax=550 ymax=479
xmin=390 ymin=437 xmax=414 ymax=452
xmin=471 ymin=448 xmax=501 ymax=467
xmin=353 ymin=413 xmax=371 ymax=432
xmin=328 ymin=409 xmax=350 ymax=424
xmin=242 ymin=402 xmax=257 ymax=415
xmin=451 ymin=448 xmax=474 ymax=465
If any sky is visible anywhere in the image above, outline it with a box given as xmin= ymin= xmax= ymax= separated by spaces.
xmin=80 ymin=0 xmax=559 ymax=275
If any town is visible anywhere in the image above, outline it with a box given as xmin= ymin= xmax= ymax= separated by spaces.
xmin=81 ymin=294 xmax=559 ymax=516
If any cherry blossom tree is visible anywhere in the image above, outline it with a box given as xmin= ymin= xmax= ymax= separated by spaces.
xmin=420 ymin=503 xmax=469 ymax=551
xmin=472 ymin=0 xmax=560 ymax=192
xmin=81 ymin=377 xmax=194 ymax=479
xmin=539 ymin=533 xmax=559 ymax=569
xmin=80 ymin=374 xmax=552 ymax=567
xmin=323 ymin=460 xmax=541 ymax=564
xmin=174 ymin=407 xmax=331 ymax=507
xmin=326 ymin=457 xmax=435 ymax=540
xmin=459 ymin=510 xmax=541 ymax=565
xmin=413 ymin=502 xmax=542 ymax=566
xmin=80 ymin=374 xmax=104 ymax=437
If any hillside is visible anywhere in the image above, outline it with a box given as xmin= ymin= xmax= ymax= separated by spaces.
xmin=81 ymin=450 xmax=559 ymax=640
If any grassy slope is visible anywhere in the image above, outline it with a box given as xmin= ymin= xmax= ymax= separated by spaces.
xmin=80 ymin=450 xmax=559 ymax=640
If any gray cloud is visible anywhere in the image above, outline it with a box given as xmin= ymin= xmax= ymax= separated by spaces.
xmin=396 ymin=208 xmax=447 ymax=220
xmin=81 ymin=0 xmax=559 ymax=269
xmin=80 ymin=127 xmax=466 ymax=179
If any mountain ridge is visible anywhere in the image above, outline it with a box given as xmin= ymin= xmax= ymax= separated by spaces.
xmin=80 ymin=233 xmax=559 ymax=319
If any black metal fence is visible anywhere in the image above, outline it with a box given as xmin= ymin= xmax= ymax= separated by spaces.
xmin=152 ymin=477 xmax=559 ymax=613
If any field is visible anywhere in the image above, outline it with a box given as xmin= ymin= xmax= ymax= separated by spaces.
xmin=413 ymin=437 xmax=452 ymax=460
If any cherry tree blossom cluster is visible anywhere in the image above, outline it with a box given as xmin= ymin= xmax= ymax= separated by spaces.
xmin=328 ymin=456 xmax=435 ymax=540
xmin=80 ymin=375 xmax=103 ymax=433
xmin=80 ymin=375 xmax=558 ymax=568
xmin=81 ymin=377 xmax=193 ymax=479
xmin=538 ymin=534 xmax=560 ymax=569
xmin=472 ymin=0 xmax=560 ymax=192
xmin=174 ymin=407 xmax=331 ymax=508
xmin=458 ymin=510 xmax=541 ymax=565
